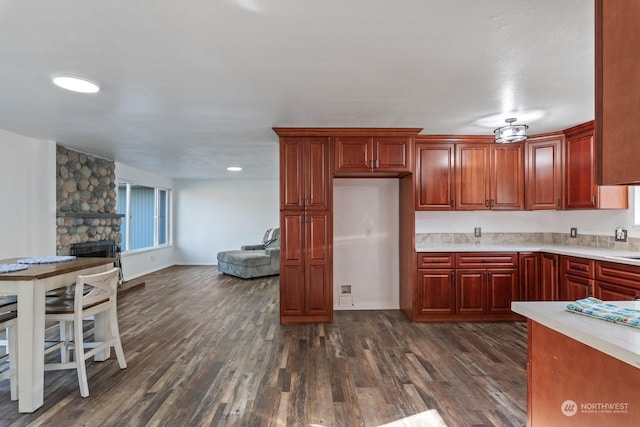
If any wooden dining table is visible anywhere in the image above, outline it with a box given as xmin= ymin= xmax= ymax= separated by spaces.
xmin=0 ymin=257 xmax=115 ymax=413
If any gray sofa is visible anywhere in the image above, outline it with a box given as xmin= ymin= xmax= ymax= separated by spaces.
xmin=216 ymin=228 xmax=280 ymax=279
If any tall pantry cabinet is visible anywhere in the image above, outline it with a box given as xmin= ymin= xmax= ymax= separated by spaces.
xmin=276 ymin=133 xmax=333 ymax=323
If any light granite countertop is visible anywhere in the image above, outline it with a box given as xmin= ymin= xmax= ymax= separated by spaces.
xmin=511 ymin=300 xmax=640 ymax=369
xmin=415 ymin=243 xmax=640 ymax=267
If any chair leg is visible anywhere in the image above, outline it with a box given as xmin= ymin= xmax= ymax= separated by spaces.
xmin=59 ymin=321 xmax=73 ymax=363
xmin=109 ymin=307 xmax=127 ymax=369
xmin=73 ymin=319 xmax=90 ymax=398
xmin=8 ymin=322 xmax=17 ymax=401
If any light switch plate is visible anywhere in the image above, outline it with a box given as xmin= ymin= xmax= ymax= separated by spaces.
xmin=474 ymin=227 xmax=481 ymax=238
xmin=570 ymin=227 xmax=577 ymax=238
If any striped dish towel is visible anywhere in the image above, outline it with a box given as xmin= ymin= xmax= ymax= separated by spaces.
xmin=566 ymin=297 xmax=640 ymax=329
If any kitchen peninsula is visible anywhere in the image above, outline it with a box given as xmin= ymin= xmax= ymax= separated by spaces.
xmin=512 ymin=300 xmax=640 ymax=426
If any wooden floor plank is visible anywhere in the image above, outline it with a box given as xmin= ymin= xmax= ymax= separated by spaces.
xmin=0 ymin=265 xmax=527 ymax=426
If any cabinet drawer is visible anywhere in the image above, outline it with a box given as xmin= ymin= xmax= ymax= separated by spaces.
xmin=417 ymin=253 xmax=454 ymax=269
xmin=560 ymin=256 xmax=594 ymax=279
xmin=595 ymin=261 xmax=640 ymax=291
xmin=455 ymin=253 xmax=518 ymax=268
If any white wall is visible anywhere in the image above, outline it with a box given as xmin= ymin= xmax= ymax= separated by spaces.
xmin=0 ymin=129 xmax=56 ymax=259
xmin=415 ymin=189 xmax=637 ymax=237
xmin=333 ymin=178 xmax=399 ymax=310
xmin=173 ymin=179 xmax=279 ymax=265
xmin=115 ymin=162 xmax=176 ymax=280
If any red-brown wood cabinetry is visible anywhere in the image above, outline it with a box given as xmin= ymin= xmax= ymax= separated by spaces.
xmin=416 ymin=253 xmax=455 ymax=315
xmin=525 ymin=134 xmax=564 ymax=210
xmin=564 ymin=121 xmax=627 ymax=209
xmin=594 ymin=261 xmax=640 ymax=301
xmin=540 ymin=253 xmax=559 ymax=301
xmin=415 ymin=142 xmax=455 ymax=210
xmin=334 ymin=135 xmax=414 ymax=174
xmin=559 ymin=256 xmax=594 ymax=300
xmin=455 ymin=142 xmax=491 ymax=210
xmin=519 ymin=252 xmax=540 ymax=301
xmin=276 ymin=132 xmax=333 ymax=323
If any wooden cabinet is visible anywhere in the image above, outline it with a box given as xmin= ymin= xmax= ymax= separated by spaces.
xmin=519 ymin=252 xmax=540 ymax=301
xmin=455 ymin=142 xmax=491 ymax=210
xmin=280 ymin=136 xmax=331 ymax=211
xmin=525 ymin=134 xmax=564 ymax=210
xmin=416 ymin=136 xmax=523 ymax=211
xmin=595 ymin=0 xmax=640 ymax=185
xmin=594 ymin=261 xmax=640 ymax=301
xmin=415 ymin=142 xmax=455 ymax=210
xmin=334 ymin=135 xmax=413 ymax=174
xmin=455 ymin=252 xmax=519 ymax=316
xmin=416 ymin=253 xmax=455 ymax=315
xmin=275 ymin=131 xmax=333 ymax=324
xmin=414 ymin=252 xmax=520 ymax=321
xmin=540 ymin=253 xmax=559 ymax=301
xmin=564 ymin=121 xmax=628 ymax=209
xmin=559 ymin=256 xmax=594 ymax=300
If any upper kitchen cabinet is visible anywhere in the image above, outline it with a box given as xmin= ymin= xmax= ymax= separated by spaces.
xmin=564 ymin=121 xmax=627 ymax=209
xmin=595 ymin=0 xmax=640 ymax=185
xmin=415 ymin=141 xmax=455 ymax=210
xmin=334 ymin=129 xmax=420 ymax=176
xmin=278 ymin=136 xmax=331 ymax=211
xmin=525 ymin=133 xmax=564 ymax=210
xmin=416 ymin=136 xmax=523 ymax=211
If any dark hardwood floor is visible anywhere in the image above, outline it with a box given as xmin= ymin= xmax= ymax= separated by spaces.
xmin=0 ymin=266 xmax=527 ymax=426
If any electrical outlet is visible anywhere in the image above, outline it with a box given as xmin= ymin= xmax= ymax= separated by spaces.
xmin=570 ymin=227 xmax=577 ymax=238
xmin=340 ymin=284 xmax=352 ymax=295
xmin=615 ymin=227 xmax=628 ymax=242
xmin=365 ymin=226 xmax=372 ymax=237
xmin=474 ymin=227 xmax=481 ymax=238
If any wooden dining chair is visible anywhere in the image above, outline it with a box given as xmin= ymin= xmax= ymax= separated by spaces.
xmin=44 ymin=267 xmax=127 ymax=397
xmin=0 ymin=308 xmax=18 ymax=401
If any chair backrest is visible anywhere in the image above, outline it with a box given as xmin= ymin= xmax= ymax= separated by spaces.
xmin=74 ymin=268 xmax=120 ymax=313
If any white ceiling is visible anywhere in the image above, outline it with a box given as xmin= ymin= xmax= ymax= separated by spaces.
xmin=0 ymin=0 xmax=594 ymax=180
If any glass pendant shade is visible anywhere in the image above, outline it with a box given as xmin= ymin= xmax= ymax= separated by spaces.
xmin=494 ymin=118 xmax=528 ymax=143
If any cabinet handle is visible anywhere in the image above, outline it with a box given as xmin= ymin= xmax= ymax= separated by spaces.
xmin=483 ymin=271 xmax=487 ymax=282
xmin=451 ymin=271 xmax=455 ymax=282
xmin=556 ymin=198 xmax=561 ymax=207
xmin=450 ymin=199 xmax=455 ymax=208
xmin=304 ymin=198 xmax=309 ymax=207
xmin=633 ymin=295 xmax=639 ymax=301
xmin=573 ymin=265 xmax=587 ymax=271
xmin=485 ymin=199 xmax=489 ymax=207
xmin=591 ymin=194 xmax=596 ymax=205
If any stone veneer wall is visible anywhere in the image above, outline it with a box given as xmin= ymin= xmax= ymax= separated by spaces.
xmin=416 ymin=232 xmax=640 ymax=251
xmin=56 ymin=145 xmax=121 ymax=255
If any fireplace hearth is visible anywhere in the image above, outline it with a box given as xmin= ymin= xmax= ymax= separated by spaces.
xmin=70 ymin=239 xmax=118 ymax=258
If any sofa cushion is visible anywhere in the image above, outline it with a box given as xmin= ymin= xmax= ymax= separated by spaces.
xmin=217 ymin=250 xmax=270 ymax=267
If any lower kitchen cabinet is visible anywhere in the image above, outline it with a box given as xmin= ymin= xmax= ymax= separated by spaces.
xmin=540 ymin=253 xmax=559 ymax=301
xmin=594 ymin=261 xmax=640 ymax=301
xmin=415 ymin=252 xmax=521 ymax=321
xmin=559 ymin=256 xmax=594 ymax=300
xmin=519 ymin=252 xmax=540 ymax=301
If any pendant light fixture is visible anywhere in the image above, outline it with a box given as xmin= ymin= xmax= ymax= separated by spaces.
xmin=493 ymin=118 xmax=528 ymax=143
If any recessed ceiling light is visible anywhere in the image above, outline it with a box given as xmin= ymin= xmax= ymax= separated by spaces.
xmin=52 ymin=74 xmax=100 ymax=93
xmin=227 ymin=166 xmax=242 ymax=172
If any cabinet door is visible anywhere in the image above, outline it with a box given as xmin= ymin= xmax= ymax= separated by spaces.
xmin=595 ymin=0 xmax=640 ymax=185
xmin=415 ymin=143 xmax=455 ymax=210
xmin=280 ymin=137 xmax=330 ymax=210
xmin=525 ymin=135 xmax=563 ymax=210
xmin=491 ymin=143 xmax=525 ymax=210
xmin=334 ymin=136 xmax=372 ymax=172
xmin=519 ymin=253 xmax=540 ymax=301
xmin=374 ymin=136 xmax=411 ymax=172
xmin=540 ymin=253 xmax=559 ymax=301
xmin=280 ymin=212 xmax=305 ymax=315
xmin=417 ymin=269 xmax=455 ymax=314
xmin=304 ymin=211 xmax=332 ymax=316
xmin=306 ymin=137 xmax=331 ymax=210
xmin=280 ymin=138 xmax=305 ymax=210
xmin=565 ymin=122 xmax=628 ymax=209
xmin=455 ymin=143 xmax=491 ymax=210
xmin=560 ymin=274 xmax=592 ymax=300
xmin=486 ymin=268 xmax=519 ymax=314
xmin=456 ymin=269 xmax=486 ymax=313
xmin=594 ymin=281 xmax=639 ymax=301
xmin=565 ymin=128 xmax=596 ymax=209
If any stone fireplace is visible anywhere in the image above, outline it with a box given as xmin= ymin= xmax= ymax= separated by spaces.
xmin=56 ymin=145 xmax=123 ymax=256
